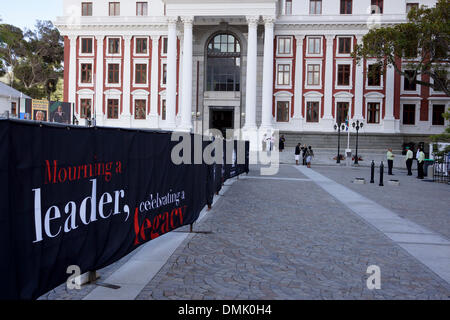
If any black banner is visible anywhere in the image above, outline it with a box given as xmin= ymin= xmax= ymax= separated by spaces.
xmin=0 ymin=120 xmax=249 ymax=300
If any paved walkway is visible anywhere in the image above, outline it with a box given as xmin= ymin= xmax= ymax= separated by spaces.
xmin=41 ymin=165 xmax=450 ymax=300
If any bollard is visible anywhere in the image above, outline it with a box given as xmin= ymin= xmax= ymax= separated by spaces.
xmin=370 ymin=160 xmax=375 ymax=183
xmin=379 ymin=161 xmax=384 ymax=186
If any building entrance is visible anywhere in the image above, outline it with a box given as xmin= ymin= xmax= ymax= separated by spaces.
xmin=209 ymin=108 xmax=234 ymax=137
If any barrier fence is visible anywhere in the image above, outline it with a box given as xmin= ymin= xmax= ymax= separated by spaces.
xmin=0 ymin=119 xmax=249 ymax=299
xmin=433 ymin=153 xmax=450 ymax=184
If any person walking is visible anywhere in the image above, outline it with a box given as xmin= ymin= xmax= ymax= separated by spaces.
xmin=387 ymin=148 xmax=395 ymax=175
xmin=306 ymin=146 xmax=314 ymax=168
xmin=405 ymin=146 xmax=413 ymax=176
xmin=417 ymin=148 xmax=425 ymax=179
xmin=279 ymin=135 xmax=286 ymax=152
xmin=295 ymin=143 xmax=301 ymax=165
xmin=302 ymin=144 xmax=307 ymax=166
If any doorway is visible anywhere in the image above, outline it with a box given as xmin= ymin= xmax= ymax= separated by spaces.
xmin=209 ymin=108 xmax=234 ymax=137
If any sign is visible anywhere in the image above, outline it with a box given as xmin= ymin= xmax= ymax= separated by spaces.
xmin=49 ymin=101 xmax=71 ymax=124
xmin=31 ymin=99 xmax=49 ymax=121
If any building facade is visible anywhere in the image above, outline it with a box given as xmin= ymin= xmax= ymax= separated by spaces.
xmin=56 ymin=0 xmax=449 ymax=142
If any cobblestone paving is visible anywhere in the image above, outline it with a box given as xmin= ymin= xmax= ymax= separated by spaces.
xmin=136 ymin=165 xmax=450 ymax=300
xmin=311 ymin=164 xmax=450 ymax=240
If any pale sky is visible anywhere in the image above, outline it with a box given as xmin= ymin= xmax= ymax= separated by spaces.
xmin=0 ymin=0 xmax=63 ymax=31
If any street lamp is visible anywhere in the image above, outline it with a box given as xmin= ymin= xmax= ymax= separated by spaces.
xmin=334 ymin=121 xmax=346 ymax=164
xmin=352 ymin=120 xmax=364 ymax=165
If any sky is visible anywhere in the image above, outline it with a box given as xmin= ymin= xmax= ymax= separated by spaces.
xmin=0 ymin=0 xmax=63 ymax=31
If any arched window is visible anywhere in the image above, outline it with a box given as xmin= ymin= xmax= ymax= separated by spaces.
xmin=206 ymin=33 xmax=241 ymax=92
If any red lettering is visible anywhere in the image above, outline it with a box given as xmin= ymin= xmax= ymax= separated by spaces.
xmin=140 ymin=218 xmax=152 ymax=241
xmin=133 ymin=207 xmax=140 ymax=245
xmin=160 ymin=211 xmax=169 ymax=234
xmin=151 ymin=215 xmax=160 ymax=240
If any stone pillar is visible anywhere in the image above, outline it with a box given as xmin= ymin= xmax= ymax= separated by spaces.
xmin=384 ymin=62 xmax=396 ymax=132
xmin=122 ymin=35 xmax=132 ymax=124
xmin=165 ymin=16 xmax=178 ymax=130
xmin=293 ymin=35 xmax=305 ymax=129
xmin=149 ymin=35 xmax=160 ymax=128
xmin=354 ymin=35 xmax=364 ymax=121
xmin=68 ymin=35 xmax=77 ymax=114
xmin=260 ymin=16 xmax=275 ymax=130
xmin=243 ymin=16 xmax=259 ymax=131
xmin=323 ymin=35 xmax=335 ymax=129
xmin=179 ymin=16 xmax=194 ymax=132
xmin=94 ymin=35 xmax=105 ymax=125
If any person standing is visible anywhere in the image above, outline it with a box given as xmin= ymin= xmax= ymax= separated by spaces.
xmin=295 ymin=143 xmax=301 ymax=165
xmin=405 ymin=146 xmax=413 ymax=176
xmin=302 ymin=144 xmax=307 ymax=166
xmin=387 ymin=148 xmax=395 ymax=175
xmin=306 ymin=146 xmax=314 ymax=168
xmin=417 ymin=148 xmax=425 ymax=179
xmin=279 ymin=135 xmax=286 ymax=152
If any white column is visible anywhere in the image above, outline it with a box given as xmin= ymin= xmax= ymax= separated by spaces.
xmin=293 ymin=35 xmax=305 ymax=128
xmin=243 ymin=16 xmax=259 ymax=131
xmin=323 ymin=35 xmax=335 ymax=129
xmin=354 ymin=35 xmax=364 ymax=121
xmin=260 ymin=16 xmax=275 ymax=130
xmin=179 ymin=16 xmax=193 ymax=132
xmin=165 ymin=16 xmax=178 ymax=130
xmin=68 ymin=35 xmax=77 ymax=112
xmin=94 ymin=35 xmax=104 ymax=125
xmin=122 ymin=35 xmax=132 ymax=122
xmin=384 ymin=62 xmax=396 ymax=132
xmin=149 ymin=35 xmax=160 ymax=128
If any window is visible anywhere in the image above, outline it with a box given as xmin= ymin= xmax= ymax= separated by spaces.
xmin=81 ymin=38 xmax=93 ymax=54
xmin=135 ymin=38 xmax=148 ymax=54
xmin=108 ymin=38 xmax=120 ymax=54
xmin=338 ymin=37 xmax=352 ymax=55
xmin=306 ymin=102 xmax=319 ymax=122
xmin=277 ymin=37 xmax=292 ymax=55
xmin=161 ymin=99 xmax=166 ymax=120
xmin=307 ymin=64 xmax=321 ymax=86
xmin=277 ymin=64 xmax=291 ymax=86
xmin=406 ymin=3 xmax=419 ymax=14
xmin=81 ymin=64 xmax=92 ymax=83
xmin=135 ymin=64 xmax=147 ymax=84
xmin=136 ymin=2 xmax=148 ymax=16
xmin=11 ymin=102 xmax=17 ymax=116
xmin=276 ymin=101 xmax=289 ymax=122
xmin=107 ymin=99 xmax=119 ymax=119
xmin=337 ymin=102 xmax=349 ymax=124
xmin=81 ymin=2 xmax=92 ymax=16
xmin=135 ymin=100 xmax=146 ymax=119
xmin=403 ymin=104 xmax=416 ymax=125
xmin=367 ymin=64 xmax=382 ymax=87
xmin=206 ymin=34 xmax=241 ymax=92
xmin=285 ymin=0 xmax=292 ymax=15
xmin=108 ymin=64 xmax=120 ymax=84
xmin=162 ymin=63 xmax=167 ymax=85
xmin=367 ymin=103 xmax=380 ymax=123
xmin=337 ymin=65 xmax=351 ymax=86
xmin=371 ymin=0 xmax=383 ymax=14
xmin=340 ymin=0 xmax=352 ymax=14
xmin=80 ymin=99 xmax=91 ymax=118
xmin=310 ymin=0 xmax=322 ymax=14
xmin=404 ymin=70 xmax=417 ymax=91
xmin=109 ymin=2 xmax=120 ymax=16
xmin=162 ymin=37 xmax=168 ymax=55
xmin=432 ymin=104 xmax=445 ymax=125
xmin=307 ymin=37 xmax=321 ymax=55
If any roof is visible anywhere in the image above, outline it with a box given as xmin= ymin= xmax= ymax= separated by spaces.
xmin=0 ymin=82 xmax=31 ymax=100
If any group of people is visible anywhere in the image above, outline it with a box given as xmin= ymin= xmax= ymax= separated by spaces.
xmin=387 ymin=146 xmax=426 ymax=179
xmin=295 ymin=144 xmax=314 ymax=168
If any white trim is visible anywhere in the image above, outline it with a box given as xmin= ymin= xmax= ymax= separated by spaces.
xmin=276 ymin=36 xmax=293 ymax=57
xmin=106 ymin=36 xmax=122 ymax=57
xmin=78 ymin=59 xmax=94 ymax=87
xmin=401 ymin=68 xmax=421 ymax=95
xmin=365 ymin=59 xmax=384 ymax=90
xmin=305 ymin=59 xmax=323 ymax=89
xmin=334 ymin=96 xmax=353 ymax=122
xmin=400 ymin=101 xmax=420 ymax=126
xmin=306 ymin=36 xmax=322 ymax=57
xmin=365 ymin=96 xmax=383 ymax=125
xmin=335 ymin=36 xmax=353 ymax=57
xmin=134 ymin=36 xmax=150 ymax=56
xmin=160 ymin=59 xmax=167 ymax=88
xmin=132 ymin=95 xmax=149 ymax=120
xmin=105 ymin=59 xmax=122 ymax=88
xmin=161 ymin=36 xmax=168 ymax=57
xmin=275 ymin=59 xmax=293 ymax=89
xmin=79 ymin=36 xmax=94 ymax=57
xmin=335 ymin=59 xmax=353 ymax=90
xmin=304 ymin=96 xmax=321 ymax=123
xmin=429 ymin=101 xmax=449 ymax=127
xmin=274 ymin=95 xmax=291 ymax=123
xmin=132 ymin=59 xmax=149 ymax=87
xmin=77 ymin=94 xmax=94 ymax=119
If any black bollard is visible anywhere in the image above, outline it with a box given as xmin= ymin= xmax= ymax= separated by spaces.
xmin=370 ymin=160 xmax=375 ymax=183
xmin=379 ymin=161 xmax=384 ymax=186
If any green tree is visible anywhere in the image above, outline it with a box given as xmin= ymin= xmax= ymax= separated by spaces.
xmin=353 ymin=0 xmax=449 ymax=96
xmin=0 ymin=23 xmax=25 ymax=86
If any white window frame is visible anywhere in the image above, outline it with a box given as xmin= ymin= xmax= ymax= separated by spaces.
xmin=161 ymin=37 xmax=168 ymax=57
xmin=105 ymin=59 xmax=122 ymax=88
xmin=364 ymin=92 xmax=384 ymax=125
xmin=309 ymin=0 xmax=322 ymax=15
xmin=305 ymin=59 xmax=323 ymax=90
xmin=104 ymin=89 xmax=122 ymax=120
xmin=76 ymin=89 xmax=95 ymax=119
xmin=134 ymin=37 xmax=149 ymax=56
xmin=78 ymin=59 xmax=94 ymax=87
xmin=106 ymin=36 xmax=122 ymax=57
xmin=133 ymin=59 xmax=149 ymax=87
xmin=160 ymin=59 xmax=167 ymax=88
xmin=306 ymin=36 xmax=322 ymax=57
xmin=334 ymin=92 xmax=353 ymax=123
xmin=159 ymin=91 xmax=167 ymax=121
xmin=276 ymin=36 xmax=293 ymax=57
xmin=365 ymin=60 xmax=384 ymax=90
xmin=132 ymin=90 xmax=149 ymax=120
xmin=275 ymin=59 xmax=293 ymax=90
xmin=336 ymin=36 xmax=353 ymax=57
xmin=400 ymin=99 xmax=421 ymax=126
xmin=79 ymin=36 xmax=94 ymax=56
xmin=401 ymin=69 xmax=421 ymax=95
xmin=429 ymin=100 xmax=449 ymax=127
xmin=335 ymin=60 xmax=353 ymax=90
xmin=274 ymin=91 xmax=293 ymax=123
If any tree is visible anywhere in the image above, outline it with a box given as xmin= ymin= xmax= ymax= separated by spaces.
xmin=353 ymin=0 xmax=450 ymax=96
xmin=0 ymin=23 xmax=25 ymax=86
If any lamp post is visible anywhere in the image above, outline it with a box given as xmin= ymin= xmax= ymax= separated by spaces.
xmin=334 ymin=121 xmax=346 ymax=164
xmin=352 ymin=120 xmax=364 ymax=165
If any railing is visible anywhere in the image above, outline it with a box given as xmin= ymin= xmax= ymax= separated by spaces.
xmin=433 ymin=153 xmax=450 ymax=184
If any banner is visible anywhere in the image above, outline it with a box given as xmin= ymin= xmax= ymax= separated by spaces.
xmin=31 ymin=99 xmax=49 ymax=121
xmin=49 ymin=101 xmax=72 ymax=124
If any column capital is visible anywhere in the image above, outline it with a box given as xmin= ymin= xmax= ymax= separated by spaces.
xmin=94 ymin=35 xmax=105 ymax=42
xmin=68 ymin=35 xmax=78 ymax=42
xmin=262 ymin=15 xmax=276 ymax=25
xmin=355 ymin=34 xmax=365 ymax=44
xmin=181 ymin=16 xmax=194 ymax=25
xmin=325 ymin=34 xmax=335 ymax=43
xmin=167 ymin=16 xmax=179 ymax=25
xmin=295 ymin=35 xmax=305 ymax=43
xmin=151 ymin=35 xmax=160 ymax=42
xmin=123 ymin=35 xmax=132 ymax=41
xmin=246 ymin=15 xmax=260 ymax=27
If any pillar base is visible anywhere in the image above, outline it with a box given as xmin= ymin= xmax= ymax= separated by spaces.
xmin=383 ymin=117 xmax=396 ymax=133
xmin=148 ymin=114 xmax=159 ymax=129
